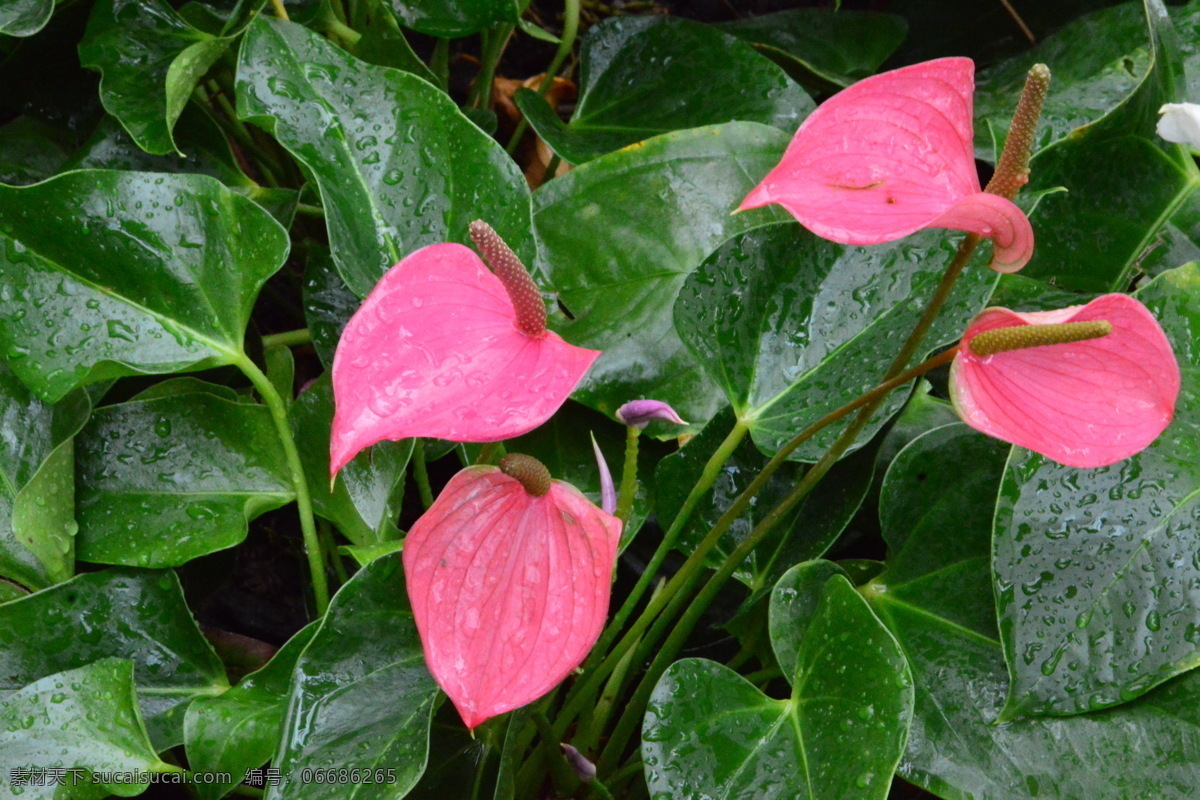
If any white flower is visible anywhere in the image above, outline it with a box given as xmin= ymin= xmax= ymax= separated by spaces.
xmin=1157 ymin=103 xmax=1200 ymax=147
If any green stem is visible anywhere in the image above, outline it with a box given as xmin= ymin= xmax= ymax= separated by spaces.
xmin=431 ymin=38 xmax=450 ymax=93
xmin=295 ymin=203 xmax=325 ymax=218
xmin=532 ymin=711 xmax=576 ymax=792
xmin=235 ymin=356 xmax=330 ymax=616
xmin=614 ymin=427 xmax=639 ymax=524
xmin=325 ymin=14 xmax=361 ymax=47
xmin=267 ymin=0 xmax=288 ymax=20
xmin=318 ymin=518 xmax=349 ymax=584
xmin=413 ymin=442 xmax=434 ymax=509
xmin=539 ymin=153 xmax=563 ymax=184
xmin=476 ymin=441 xmax=502 ymax=465
xmin=595 ymin=236 xmax=981 ymax=773
xmin=261 ymin=328 xmax=312 ymax=349
xmin=470 ymin=25 xmax=514 ymax=110
xmin=506 ymin=0 xmax=581 ymax=155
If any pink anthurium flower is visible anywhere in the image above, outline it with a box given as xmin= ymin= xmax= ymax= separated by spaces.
xmin=404 ymin=454 xmax=621 ymax=729
xmin=950 ymin=294 xmax=1180 ymax=468
xmin=739 ymin=57 xmax=1034 ymax=273
xmin=330 ymin=222 xmax=600 ymax=476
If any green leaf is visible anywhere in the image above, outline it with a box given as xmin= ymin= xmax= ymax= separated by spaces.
xmin=237 ymin=17 xmax=532 ymax=298
xmin=0 ymin=116 xmax=73 ymax=185
xmin=387 ymin=0 xmax=517 ymax=37
xmin=0 ymin=170 xmax=289 ymax=403
xmin=515 ymin=16 xmax=811 ymax=164
xmin=75 ymin=391 xmax=294 ymax=567
xmin=265 ymin=344 xmax=294 ymax=412
xmin=532 ymin=121 xmax=791 ymax=429
xmin=268 ymin=553 xmax=439 ymax=800
xmin=0 ymin=569 xmax=228 ymax=749
xmin=351 ymin=5 xmax=439 ymax=85
xmin=655 ymin=407 xmax=872 ymax=590
xmin=642 ymin=576 xmax=912 ymax=800
xmin=675 ymin=222 xmax=996 ymax=460
xmin=0 ymin=0 xmax=53 ymax=36
xmin=290 ymin=374 xmax=412 ymax=547
xmin=302 ymin=243 xmax=358 ymax=370
xmin=0 ymin=361 xmax=88 ymax=589
xmin=867 ymin=422 xmax=1200 ymax=800
xmin=63 ymin=110 xmax=253 ymax=186
xmin=340 ymin=538 xmax=403 ymax=567
xmin=1016 ymin=0 xmax=1199 ymax=292
xmin=0 ymin=660 xmax=177 ymax=799
xmin=185 ymin=623 xmax=319 ymax=800
xmin=719 ymin=8 xmax=907 ymax=90
xmin=508 ymin=400 xmax=666 ymax=550
xmin=79 ymin=0 xmax=249 ymax=155
xmin=973 ymin=2 xmax=1151 ymax=159
xmin=994 ymin=264 xmax=1200 ymax=716
xmin=872 ymin=382 xmax=958 ymax=482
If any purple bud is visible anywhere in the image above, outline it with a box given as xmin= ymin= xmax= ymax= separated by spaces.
xmin=616 ymin=399 xmax=687 ymax=429
xmin=560 ymin=744 xmax=597 ymax=783
xmin=591 ymin=433 xmax=617 ymax=515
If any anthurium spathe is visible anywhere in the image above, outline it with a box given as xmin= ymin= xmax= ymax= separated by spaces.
xmin=738 ymin=57 xmax=1035 ymax=272
xmin=404 ymin=454 xmax=622 ymax=729
xmin=950 ymin=294 xmax=1180 ymax=468
xmin=329 ymin=222 xmax=600 ymax=475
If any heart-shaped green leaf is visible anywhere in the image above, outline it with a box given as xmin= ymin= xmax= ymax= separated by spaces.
xmin=79 ymin=0 xmax=254 ymax=155
xmin=290 ymin=374 xmax=412 ymax=547
xmin=185 ymin=623 xmax=318 ymax=800
xmin=642 ymin=575 xmax=912 ymax=799
xmin=516 ymin=16 xmax=812 ymax=165
xmin=867 ymin=421 xmax=1200 ymax=799
xmin=994 ymin=264 xmax=1200 ymax=717
xmin=0 ymin=170 xmax=289 ymax=403
xmin=268 ymin=553 xmax=439 ymax=800
xmin=719 ymin=8 xmax=907 ymax=90
xmin=532 ymin=121 xmax=790 ymax=428
xmin=302 ymin=243 xmax=358 ymax=370
xmin=75 ymin=390 xmax=294 ymax=567
xmin=675 ymin=222 xmax=996 ymax=460
xmin=0 ymin=116 xmax=73 ymax=185
xmin=0 ymin=361 xmax=89 ymax=589
xmin=1016 ymin=0 xmax=1199 ymax=292
xmin=237 ymin=17 xmax=532 ymax=298
xmin=0 ymin=569 xmax=228 ymax=749
xmin=0 ymin=660 xmax=179 ymax=799
xmin=386 ymin=0 xmax=517 ymax=38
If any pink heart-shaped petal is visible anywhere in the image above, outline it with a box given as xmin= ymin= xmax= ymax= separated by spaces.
xmin=950 ymin=294 xmax=1180 ymax=468
xmin=403 ymin=467 xmax=622 ymax=728
xmin=739 ymin=57 xmax=1035 ymax=272
xmin=330 ymin=243 xmax=600 ymax=475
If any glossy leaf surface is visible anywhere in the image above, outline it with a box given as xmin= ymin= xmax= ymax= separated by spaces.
xmin=532 ymin=122 xmax=791 ymax=428
xmin=676 ymin=222 xmax=996 ymax=459
xmin=0 ymin=660 xmax=176 ymax=799
xmin=329 ymin=243 xmax=598 ymax=470
xmin=868 ymin=422 xmax=1200 ymax=799
xmin=516 ymin=16 xmax=811 ymax=164
xmin=719 ymin=8 xmax=907 ymax=89
xmin=75 ymin=391 xmax=293 ymax=567
xmin=994 ymin=265 xmax=1200 ymax=716
xmin=0 ymin=569 xmax=228 ymax=749
xmin=269 ymin=555 xmax=439 ymax=800
xmin=0 ymin=0 xmax=52 ymax=36
xmin=0 ymin=170 xmax=289 ymax=403
xmin=0 ymin=361 xmax=88 ymax=589
xmin=185 ymin=623 xmax=318 ymax=800
xmin=291 ymin=374 xmax=412 ymax=546
xmin=405 ymin=467 xmax=620 ymax=728
xmin=386 ymin=0 xmax=517 ymax=38
xmin=642 ymin=576 xmax=912 ymax=800
xmin=79 ymin=0 xmax=243 ymax=155
xmin=237 ymin=17 xmax=532 ymax=298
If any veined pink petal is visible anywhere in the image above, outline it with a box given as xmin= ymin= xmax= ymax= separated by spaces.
xmin=929 ymin=192 xmax=1034 ymax=272
xmin=950 ymin=295 xmax=1180 ymax=468
xmin=330 ymin=244 xmax=600 ymax=475
xmin=403 ymin=467 xmax=622 ymax=729
xmin=739 ymin=57 xmax=1034 ymax=271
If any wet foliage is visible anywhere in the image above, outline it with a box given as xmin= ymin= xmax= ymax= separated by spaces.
xmin=2 ymin=0 xmax=1200 ymax=798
